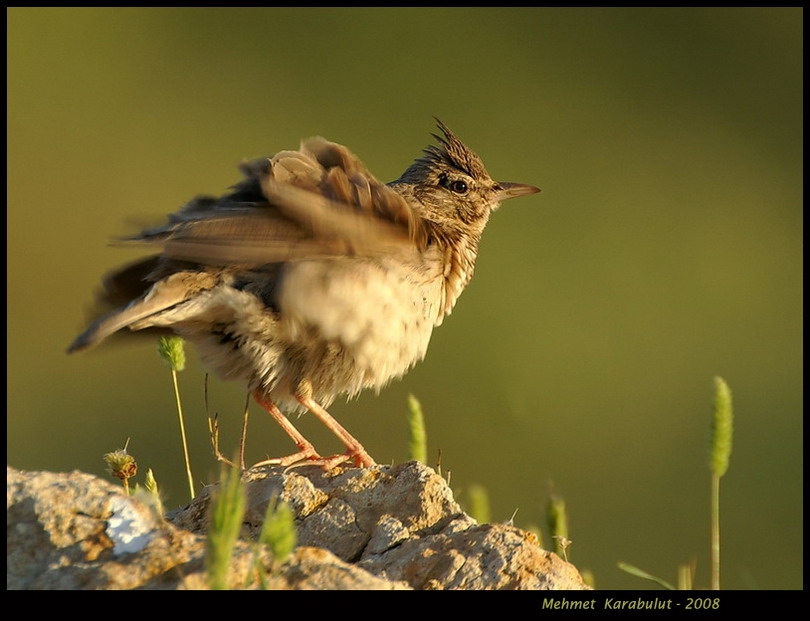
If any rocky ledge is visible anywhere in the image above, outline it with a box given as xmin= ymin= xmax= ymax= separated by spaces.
xmin=7 ymin=461 xmax=589 ymax=590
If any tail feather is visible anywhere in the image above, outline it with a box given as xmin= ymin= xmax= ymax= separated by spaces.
xmin=67 ymin=271 xmax=216 ymax=353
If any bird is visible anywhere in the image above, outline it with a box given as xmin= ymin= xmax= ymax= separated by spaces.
xmin=68 ymin=119 xmax=540 ymax=470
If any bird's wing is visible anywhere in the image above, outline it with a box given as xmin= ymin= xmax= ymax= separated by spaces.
xmin=126 ymin=138 xmax=428 ymax=266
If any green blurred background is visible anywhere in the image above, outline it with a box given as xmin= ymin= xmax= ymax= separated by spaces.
xmin=8 ymin=8 xmax=801 ymax=589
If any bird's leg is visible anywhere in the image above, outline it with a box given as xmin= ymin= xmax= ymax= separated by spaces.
xmin=295 ymin=379 xmax=377 ymax=469
xmin=250 ymin=390 xmax=323 ymax=467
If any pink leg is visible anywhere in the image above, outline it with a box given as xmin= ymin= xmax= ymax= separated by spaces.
xmin=295 ymin=380 xmax=376 ymax=469
xmin=251 ymin=390 xmax=322 ymax=467
xmin=252 ymin=383 xmax=377 ymax=470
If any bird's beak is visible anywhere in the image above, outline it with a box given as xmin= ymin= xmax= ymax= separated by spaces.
xmin=494 ymin=182 xmax=541 ymax=203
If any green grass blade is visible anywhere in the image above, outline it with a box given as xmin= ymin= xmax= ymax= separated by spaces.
xmin=407 ymin=394 xmax=428 ymax=464
xmin=206 ymin=465 xmax=246 ymax=590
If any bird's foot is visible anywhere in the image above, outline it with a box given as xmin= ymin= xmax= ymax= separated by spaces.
xmin=250 ymin=446 xmax=376 ymax=472
xmin=301 ymin=447 xmax=376 ymax=471
xmin=248 ymin=442 xmax=323 ymax=469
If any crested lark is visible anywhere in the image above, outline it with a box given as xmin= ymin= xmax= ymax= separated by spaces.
xmin=68 ymin=120 xmax=540 ymax=469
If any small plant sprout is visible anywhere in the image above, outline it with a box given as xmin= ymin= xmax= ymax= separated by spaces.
xmin=206 ymin=462 xmax=247 ymax=590
xmin=158 ymin=335 xmax=195 ymax=501
xmin=407 ymin=393 xmax=428 ymax=464
xmin=547 ymin=490 xmax=570 ymax=560
xmin=709 ymin=376 xmax=733 ymax=591
xmin=103 ymin=438 xmax=137 ymax=495
xmin=207 ymin=376 xmax=252 ymax=470
xmin=616 ymin=562 xmax=676 ymax=590
xmin=139 ymin=468 xmax=164 ymax=515
xmin=260 ymin=497 xmax=297 ymax=565
xmin=618 ymin=377 xmax=736 ymax=590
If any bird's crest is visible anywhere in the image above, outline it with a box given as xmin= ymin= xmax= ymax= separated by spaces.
xmin=418 ymin=118 xmax=491 ymax=181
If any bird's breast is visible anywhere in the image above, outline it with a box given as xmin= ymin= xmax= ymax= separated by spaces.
xmin=278 ymin=256 xmax=444 ymax=384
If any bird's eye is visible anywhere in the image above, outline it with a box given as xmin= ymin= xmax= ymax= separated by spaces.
xmin=450 ymin=180 xmax=468 ymax=194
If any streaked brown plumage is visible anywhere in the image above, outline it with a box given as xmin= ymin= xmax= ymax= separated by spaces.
xmin=68 ymin=120 xmax=540 ymax=469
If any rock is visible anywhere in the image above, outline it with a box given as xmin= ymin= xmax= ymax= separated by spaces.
xmin=7 ymin=462 xmax=590 ymax=590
